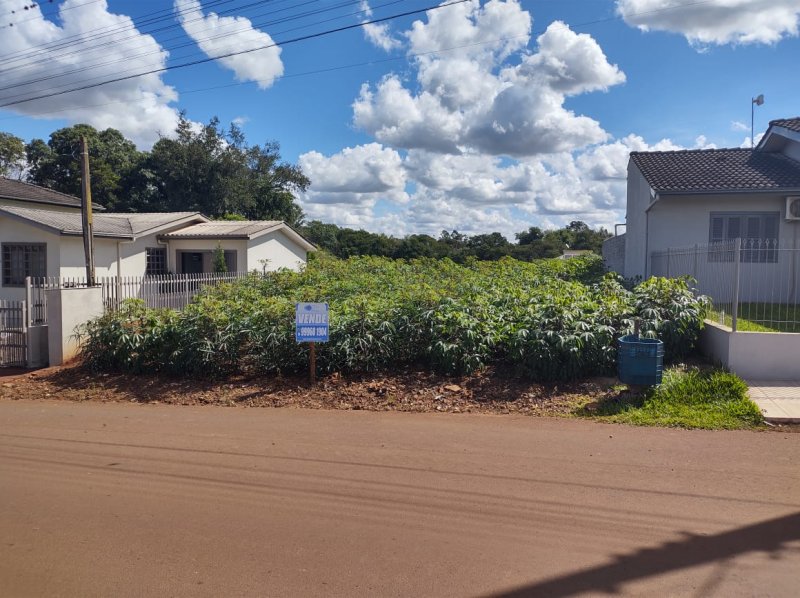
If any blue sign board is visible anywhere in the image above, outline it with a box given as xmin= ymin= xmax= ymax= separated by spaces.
xmin=295 ymin=302 xmax=329 ymax=342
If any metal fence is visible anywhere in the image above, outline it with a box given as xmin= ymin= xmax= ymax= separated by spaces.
xmin=26 ymin=271 xmax=254 ymax=324
xmin=650 ymin=239 xmax=800 ymax=332
xmin=0 ymin=300 xmax=27 ymax=367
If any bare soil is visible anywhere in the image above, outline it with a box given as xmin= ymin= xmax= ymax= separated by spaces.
xmin=0 ymin=363 xmax=620 ymax=416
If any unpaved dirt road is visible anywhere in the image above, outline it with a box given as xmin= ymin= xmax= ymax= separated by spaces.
xmin=1 ymin=400 xmax=798 ymax=597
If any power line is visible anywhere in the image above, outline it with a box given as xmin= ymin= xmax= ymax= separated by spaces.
xmin=0 ymin=0 xmax=253 ymax=66
xmin=0 ymin=0 xmax=404 ymax=103
xmin=0 ymin=0 xmax=470 ymax=109
xmin=0 ymin=0 xmax=336 ymax=93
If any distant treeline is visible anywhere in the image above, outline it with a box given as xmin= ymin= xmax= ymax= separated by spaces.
xmin=300 ymin=220 xmax=611 ymax=261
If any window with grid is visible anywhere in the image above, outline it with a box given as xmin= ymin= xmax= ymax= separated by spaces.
xmin=2 ymin=243 xmax=46 ymax=286
xmin=709 ymin=212 xmax=779 ymax=263
xmin=145 ymin=247 xmax=167 ymax=276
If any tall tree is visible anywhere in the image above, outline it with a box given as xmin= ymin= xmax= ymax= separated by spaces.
xmin=25 ymin=124 xmax=143 ymax=208
xmin=0 ymin=132 xmax=26 ymax=179
xmin=143 ymin=115 xmax=308 ymax=225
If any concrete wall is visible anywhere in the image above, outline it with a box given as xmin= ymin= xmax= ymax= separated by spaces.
xmin=623 ymin=163 xmax=651 ymax=279
xmin=47 ymin=286 xmax=104 ymax=366
xmin=602 ymin=234 xmax=626 ymax=275
xmin=701 ymin=320 xmax=800 ymax=380
xmin=248 ymin=230 xmax=307 ymax=272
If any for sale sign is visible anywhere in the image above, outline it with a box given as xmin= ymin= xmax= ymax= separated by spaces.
xmin=295 ymin=302 xmax=329 ymax=342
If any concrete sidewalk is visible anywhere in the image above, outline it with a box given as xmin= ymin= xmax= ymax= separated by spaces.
xmin=747 ymin=381 xmax=800 ymax=423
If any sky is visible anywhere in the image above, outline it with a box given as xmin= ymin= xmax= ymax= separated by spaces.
xmin=1 ymin=0 xmax=799 ymax=238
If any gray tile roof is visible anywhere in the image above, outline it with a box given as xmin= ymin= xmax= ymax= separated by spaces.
xmin=160 ymin=221 xmax=283 ymax=239
xmin=769 ymin=118 xmax=800 ymax=133
xmin=0 ymin=177 xmax=104 ymax=210
xmin=0 ymin=206 xmax=202 ymax=238
xmin=630 ymin=148 xmax=800 ymax=193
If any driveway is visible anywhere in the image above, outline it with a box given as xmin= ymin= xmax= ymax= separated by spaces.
xmin=0 ymin=400 xmax=798 ymax=597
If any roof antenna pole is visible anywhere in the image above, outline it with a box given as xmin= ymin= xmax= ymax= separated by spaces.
xmin=80 ymin=135 xmax=95 ymax=287
xmin=751 ymin=94 xmax=764 ymax=149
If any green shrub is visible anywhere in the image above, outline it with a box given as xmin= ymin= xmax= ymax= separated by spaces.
xmin=79 ymin=255 xmax=710 ymax=380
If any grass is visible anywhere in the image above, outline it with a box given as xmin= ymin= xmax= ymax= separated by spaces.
xmin=585 ymin=367 xmax=764 ymax=430
xmin=709 ymin=303 xmax=800 ymax=332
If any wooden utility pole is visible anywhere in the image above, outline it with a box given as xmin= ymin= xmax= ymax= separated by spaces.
xmin=80 ymin=136 xmax=95 ymax=286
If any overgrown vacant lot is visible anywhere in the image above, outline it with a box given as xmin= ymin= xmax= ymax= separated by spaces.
xmin=80 ymin=254 xmax=709 ymax=381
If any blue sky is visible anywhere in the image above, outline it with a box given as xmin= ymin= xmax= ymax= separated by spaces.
xmin=1 ymin=0 xmax=799 ymax=236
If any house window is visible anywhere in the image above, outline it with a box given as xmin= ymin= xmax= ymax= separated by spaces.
xmin=2 ymin=243 xmax=46 ymax=286
xmin=145 ymin=247 xmax=167 ymax=276
xmin=709 ymin=212 xmax=779 ymax=263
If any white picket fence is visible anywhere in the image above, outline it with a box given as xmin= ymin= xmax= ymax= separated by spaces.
xmin=26 ymin=272 xmax=253 ymax=325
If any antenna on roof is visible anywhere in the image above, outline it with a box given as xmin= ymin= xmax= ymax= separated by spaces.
xmin=751 ymin=94 xmax=765 ymax=149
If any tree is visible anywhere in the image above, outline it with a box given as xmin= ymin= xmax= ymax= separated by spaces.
xmin=516 ymin=226 xmax=544 ymax=245
xmin=212 ymin=243 xmax=228 ymax=273
xmin=0 ymin=132 xmax=26 ymax=179
xmin=143 ymin=115 xmax=308 ymax=225
xmin=25 ymin=124 xmax=144 ymax=209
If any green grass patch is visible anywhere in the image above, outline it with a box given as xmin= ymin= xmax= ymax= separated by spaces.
xmin=709 ymin=303 xmax=800 ymax=332
xmin=586 ymin=367 xmax=763 ymax=430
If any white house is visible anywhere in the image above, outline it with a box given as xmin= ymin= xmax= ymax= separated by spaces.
xmin=604 ymin=117 xmax=800 ymax=281
xmin=0 ymin=177 xmax=315 ymax=302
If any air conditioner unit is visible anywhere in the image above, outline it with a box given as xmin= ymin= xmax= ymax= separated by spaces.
xmin=786 ymin=196 xmax=800 ymax=221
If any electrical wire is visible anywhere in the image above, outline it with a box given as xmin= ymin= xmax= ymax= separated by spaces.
xmin=0 ymin=0 xmax=469 ymax=108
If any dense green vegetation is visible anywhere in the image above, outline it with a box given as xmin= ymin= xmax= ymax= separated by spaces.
xmin=300 ymin=220 xmax=611 ymax=262
xmin=80 ymin=254 xmax=709 ymax=381
xmin=590 ymin=367 xmax=762 ymax=429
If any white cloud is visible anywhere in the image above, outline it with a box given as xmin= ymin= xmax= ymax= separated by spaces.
xmin=0 ymin=0 xmax=180 ymax=147
xmin=616 ymin=0 xmax=800 ymax=46
xmin=731 ymin=120 xmax=749 ymax=132
xmin=694 ymin=135 xmax=717 ymax=149
xmin=354 ymin=2 xmax=625 ymax=158
xmin=359 ymin=1 xmax=402 ymax=51
xmin=174 ymin=0 xmax=283 ymax=89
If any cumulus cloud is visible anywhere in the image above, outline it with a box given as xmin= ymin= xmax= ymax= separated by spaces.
xmin=174 ymin=0 xmax=283 ymax=88
xmin=359 ymin=1 xmax=402 ymax=51
xmin=731 ymin=120 xmax=749 ymax=132
xmin=354 ymin=2 xmax=624 ymax=158
xmin=0 ymin=0 xmax=180 ymax=146
xmin=616 ymin=0 xmax=800 ymax=46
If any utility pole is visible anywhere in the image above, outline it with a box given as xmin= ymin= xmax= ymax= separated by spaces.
xmin=80 ymin=136 xmax=95 ymax=286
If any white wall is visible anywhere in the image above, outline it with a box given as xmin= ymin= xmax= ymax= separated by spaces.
xmin=623 ymin=163 xmax=652 ymax=279
xmin=59 ymin=236 xmax=119 ymax=279
xmin=247 ymin=230 xmax=307 ymax=272
xmin=701 ymin=321 xmax=800 ymax=380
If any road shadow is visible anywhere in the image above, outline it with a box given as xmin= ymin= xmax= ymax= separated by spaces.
xmin=488 ymin=512 xmax=800 ymax=597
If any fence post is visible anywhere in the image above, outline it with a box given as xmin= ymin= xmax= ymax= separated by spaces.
xmin=24 ymin=277 xmax=32 ymax=327
xmin=731 ymin=237 xmax=741 ymax=332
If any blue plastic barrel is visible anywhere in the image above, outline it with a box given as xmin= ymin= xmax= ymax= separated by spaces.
xmin=617 ymin=335 xmax=664 ymax=386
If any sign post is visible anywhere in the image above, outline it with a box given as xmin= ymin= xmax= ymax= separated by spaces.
xmin=296 ymin=302 xmax=329 ymax=384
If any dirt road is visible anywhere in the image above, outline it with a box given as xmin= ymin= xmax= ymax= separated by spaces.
xmin=1 ymin=400 xmax=798 ymax=597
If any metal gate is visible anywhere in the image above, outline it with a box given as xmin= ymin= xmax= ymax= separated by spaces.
xmin=0 ymin=300 xmax=27 ymax=367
